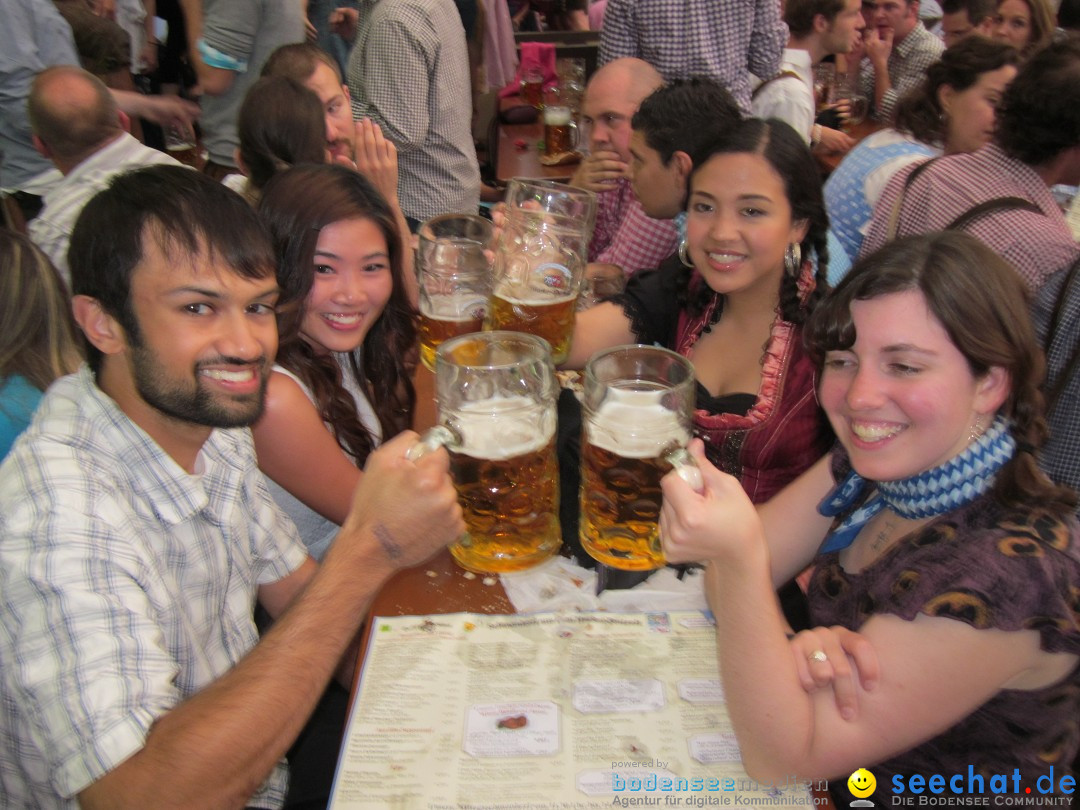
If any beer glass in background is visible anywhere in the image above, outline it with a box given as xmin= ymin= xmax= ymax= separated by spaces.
xmin=542 ymin=102 xmax=579 ymax=158
xmin=164 ymin=123 xmax=200 ymax=168
xmin=410 ymin=331 xmax=562 ymax=573
xmin=813 ymin=62 xmax=835 ymax=114
xmin=487 ymin=179 xmax=597 ymax=364
xmin=417 ymin=214 xmax=494 ymax=371
xmin=555 ymin=57 xmax=585 ymax=113
xmin=579 ymin=345 xmax=700 ymax=571
xmin=520 ymin=66 xmax=544 ymax=108
xmin=830 ymin=72 xmax=868 ymax=132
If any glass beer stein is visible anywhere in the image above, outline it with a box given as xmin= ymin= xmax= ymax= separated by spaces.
xmin=410 ymin=331 xmax=562 ymax=573
xmin=417 ymin=214 xmax=494 ymax=371
xmin=542 ymin=103 xmax=579 ymax=158
xmin=486 ymin=179 xmax=597 ymax=365
xmin=579 ymin=345 xmax=701 ymax=571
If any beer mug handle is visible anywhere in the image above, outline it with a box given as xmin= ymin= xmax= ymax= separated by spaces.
xmin=568 ymin=119 xmax=580 ymax=151
xmin=406 ymin=424 xmax=462 ymax=462
xmin=663 ymin=446 xmax=704 ymax=494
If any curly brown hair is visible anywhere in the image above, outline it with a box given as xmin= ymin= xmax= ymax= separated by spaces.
xmin=893 ymin=36 xmax=1020 ymax=146
xmin=806 ymin=231 xmax=1076 ymax=515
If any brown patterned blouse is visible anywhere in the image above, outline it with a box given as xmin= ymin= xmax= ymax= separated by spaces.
xmin=815 ymin=450 xmax=1080 ymax=802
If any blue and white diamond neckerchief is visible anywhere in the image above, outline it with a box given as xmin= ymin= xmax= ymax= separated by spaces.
xmin=817 ymin=416 xmax=1016 ymax=553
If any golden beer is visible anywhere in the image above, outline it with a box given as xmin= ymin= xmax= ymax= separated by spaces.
xmin=579 ymin=397 xmax=691 ymax=570
xmin=522 ymin=76 xmax=543 ymax=108
xmin=419 ymin=297 xmax=486 ymax=371
xmin=543 ymin=106 xmax=576 ymax=157
xmin=446 ymin=396 xmax=561 ymax=572
xmin=488 ymin=292 xmax=576 ymax=365
xmin=166 ymin=142 xmax=201 ymax=168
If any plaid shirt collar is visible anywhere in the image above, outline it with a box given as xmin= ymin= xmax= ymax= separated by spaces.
xmin=894 ymin=21 xmax=933 ymax=59
xmin=65 ymin=365 xmax=251 ymax=527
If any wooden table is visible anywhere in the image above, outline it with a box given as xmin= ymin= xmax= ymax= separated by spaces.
xmin=494 ymin=94 xmax=581 ymax=184
xmin=495 ymin=121 xmax=580 ymax=183
xmin=348 ymin=367 xmax=836 ymax=810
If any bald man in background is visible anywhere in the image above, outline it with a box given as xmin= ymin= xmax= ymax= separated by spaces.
xmin=28 ymin=65 xmax=177 ymax=282
xmin=570 ymin=58 xmax=677 ymax=280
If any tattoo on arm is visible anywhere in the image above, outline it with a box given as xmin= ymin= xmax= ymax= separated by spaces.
xmin=373 ymin=523 xmax=404 ymax=561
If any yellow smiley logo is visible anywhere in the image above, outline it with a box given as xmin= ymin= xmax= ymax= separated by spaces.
xmin=848 ymin=768 xmax=876 ymax=798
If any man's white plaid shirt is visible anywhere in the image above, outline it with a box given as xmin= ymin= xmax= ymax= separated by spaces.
xmin=346 ymin=0 xmax=482 ymax=222
xmin=0 ymin=367 xmax=308 ymax=808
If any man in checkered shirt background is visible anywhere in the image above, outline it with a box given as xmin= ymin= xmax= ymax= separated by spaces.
xmin=335 ymin=0 xmax=482 ymax=227
xmin=598 ymin=0 xmax=787 ymax=114
xmin=570 ymin=58 xmax=679 ymax=282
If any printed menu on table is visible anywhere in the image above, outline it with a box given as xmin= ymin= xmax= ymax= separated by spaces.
xmin=329 ymin=611 xmax=822 ymax=810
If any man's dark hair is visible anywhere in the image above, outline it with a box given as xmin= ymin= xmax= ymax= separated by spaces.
xmin=69 ymin=165 xmax=276 ymax=372
xmin=785 ymin=0 xmax=847 ymax=37
xmin=630 ymin=78 xmax=742 ymax=164
xmin=996 ymin=33 xmax=1080 ymax=167
xmin=940 ymin=0 xmax=996 ymax=24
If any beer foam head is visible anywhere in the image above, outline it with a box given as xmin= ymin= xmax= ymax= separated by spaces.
xmin=449 ymin=395 xmax=556 ymax=459
xmin=543 ymin=106 xmax=573 ymax=126
xmin=586 ymin=393 xmax=690 ymax=458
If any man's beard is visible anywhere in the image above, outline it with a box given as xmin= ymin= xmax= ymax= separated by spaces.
xmin=131 ymin=344 xmax=270 ymax=429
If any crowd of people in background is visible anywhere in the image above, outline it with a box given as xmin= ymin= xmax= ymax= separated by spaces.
xmin=0 ymin=0 xmax=1078 ymax=808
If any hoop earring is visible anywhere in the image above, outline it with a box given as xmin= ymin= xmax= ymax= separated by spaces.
xmin=784 ymin=242 xmax=802 ymax=277
xmin=678 ymin=239 xmax=693 ymax=268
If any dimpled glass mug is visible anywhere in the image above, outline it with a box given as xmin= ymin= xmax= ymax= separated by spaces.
xmin=579 ymin=345 xmax=702 ymax=571
xmin=409 ymin=331 xmax=562 ymax=573
xmin=486 ymin=179 xmax=597 ymax=365
xmin=416 ymin=214 xmax=494 ymax=372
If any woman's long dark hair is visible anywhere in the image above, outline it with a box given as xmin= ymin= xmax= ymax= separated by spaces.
xmin=258 ymin=164 xmax=417 ymax=463
xmin=683 ymin=117 xmax=830 ymax=325
xmin=893 ymin=37 xmax=1019 ymax=145
xmin=806 ymin=231 xmax=1076 ymax=515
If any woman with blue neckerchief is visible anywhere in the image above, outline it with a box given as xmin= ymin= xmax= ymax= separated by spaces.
xmin=659 ymin=232 xmax=1080 ymax=804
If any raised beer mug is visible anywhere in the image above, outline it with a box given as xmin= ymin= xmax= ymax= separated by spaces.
xmin=417 ymin=214 xmax=494 ymax=371
xmin=579 ymin=345 xmax=701 ymax=571
xmin=486 ymin=179 xmax=597 ymax=365
xmin=409 ymin=331 xmax=562 ymax=573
